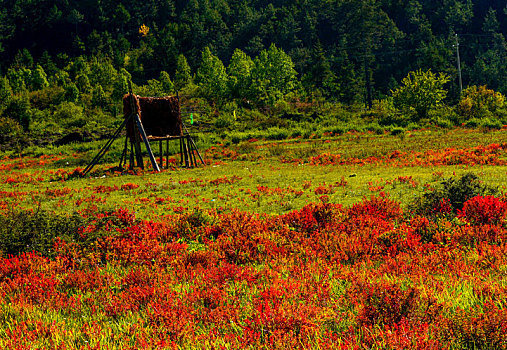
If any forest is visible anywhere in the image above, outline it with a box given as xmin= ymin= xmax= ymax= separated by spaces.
xmin=0 ymin=0 xmax=506 ymax=145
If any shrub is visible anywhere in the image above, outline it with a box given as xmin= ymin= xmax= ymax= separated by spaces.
xmin=457 ymin=85 xmax=505 ymax=120
xmin=0 ymin=208 xmax=86 ymax=258
xmin=480 ymin=117 xmax=503 ymax=130
xmin=3 ymin=95 xmax=31 ymax=130
xmin=349 ymin=280 xmax=439 ymax=327
xmin=265 ymin=127 xmax=288 ymax=140
xmin=53 ymin=101 xmax=84 ymax=126
xmin=410 ymin=173 xmax=497 ymax=216
xmin=458 ymin=196 xmax=507 ymax=225
xmin=349 ymin=193 xmax=403 ymax=221
xmin=464 ymin=118 xmax=481 ymax=128
xmin=390 ymin=127 xmax=405 ymax=136
xmin=0 ymin=116 xmax=22 ymax=136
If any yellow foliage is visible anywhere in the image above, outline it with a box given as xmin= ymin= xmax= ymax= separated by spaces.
xmin=139 ymin=24 xmax=150 ymax=37
xmin=457 ymin=85 xmax=505 ymax=119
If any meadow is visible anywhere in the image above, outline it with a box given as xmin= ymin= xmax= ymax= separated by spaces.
xmin=1 ymin=127 xmax=507 ymax=349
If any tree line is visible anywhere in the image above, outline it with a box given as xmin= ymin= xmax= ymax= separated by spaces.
xmin=0 ymin=0 xmax=505 ymax=103
xmin=0 ymin=0 xmax=506 ymax=141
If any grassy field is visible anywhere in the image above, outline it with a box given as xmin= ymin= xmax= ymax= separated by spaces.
xmin=1 ymin=127 xmax=507 ymax=349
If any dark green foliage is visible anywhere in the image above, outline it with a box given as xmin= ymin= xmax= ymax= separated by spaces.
xmin=91 ymin=85 xmax=107 ymax=108
xmin=410 ymin=173 xmax=498 ymax=216
xmin=0 ymin=0 xmax=504 ymax=100
xmin=64 ymin=83 xmax=80 ymax=103
xmin=0 ymin=209 xmax=86 ymax=258
xmin=3 ymin=95 xmax=31 ymax=130
xmin=0 ymin=77 xmax=12 ymax=112
xmin=0 ymin=208 xmax=140 ymax=258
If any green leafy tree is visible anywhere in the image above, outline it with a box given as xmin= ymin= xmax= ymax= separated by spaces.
xmin=69 ymin=57 xmax=90 ymax=80
xmin=64 ymin=82 xmax=80 ymax=103
xmin=250 ymin=44 xmax=298 ymax=106
xmin=4 ymin=95 xmax=31 ymax=130
xmin=196 ymin=47 xmax=228 ymax=105
xmin=483 ymin=7 xmax=500 ymax=33
xmin=114 ymin=4 xmax=131 ymax=34
xmin=53 ymin=70 xmax=71 ymax=87
xmin=159 ymin=71 xmax=174 ymax=94
xmin=0 ymin=77 xmax=13 ymax=112
xmin=7 ymin=69 xmax=28 ymax=94
xmin=30 ymin=65 xmax=49 ymax=91
xmin=13 ymin=49 xmax=33 ymax=69
xmin=91 ymin=85 xmax=108 ymax=108
xmin=112 ymin=69 xmax=131 ymax=100
xmin=76 ymin=74 xmax=91 ymax=93
xmin=174 ymin=54 xmax=192 ymax=91
xmin=457 ymin=85 xmax=505 ymax=120
xmin=89 ymin=59 xmax=117 ymax=93
xmin=391 ymin=69 xmax=450 ymax=121
xmin=39 ymin=51 xmax=58 ymax=77
xmin=227 ymin=49 xmax=254 ymax=100
xmin=307 ymin=41 xmax=340 ymax=98
xmin=68 ymin=9 xmax=84 ymax=35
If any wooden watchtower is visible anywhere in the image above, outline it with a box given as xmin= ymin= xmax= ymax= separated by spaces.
xmin=83 ymin=91 xmax=204 ymax=176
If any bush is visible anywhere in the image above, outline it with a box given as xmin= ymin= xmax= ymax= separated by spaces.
xmin=214 ymin=113 xmax=236 ymax=129
xmin=3 ymin=95 xmax=31 ymax=130
xmin=457 ymin=85 xmax=505 ymax=120
xmin=390 ymin=126 xmax=405 ymax=136
xmin=410 ymin=173 xmax=497 ymax=216
xmin=0 ymin=209 xmax=86 ymax=258
xmin=265 ymin=127 xmax=288 ymax=140
xmin=53 ymin=101 xmax=84 ymax=126
xmin=464 ymin=118 xmax=481 ymax=128
xmin=0 ymin=208 xmax=141 ymax=258
xmin=0 ymin=116 xmax=22 ymax=136
xmin=428 ymin=105 xmax=459 ymax=127
xmin=458 ymin=196 xmax=507 ymax=225
xmin=480 ymin=117 xmax=503 ymax=130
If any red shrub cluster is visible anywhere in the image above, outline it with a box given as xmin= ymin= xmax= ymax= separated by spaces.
xmin=2 ymin=195 xmax=507 ymax=348
xmin=458 ymin=195 xmax=507 ymax=225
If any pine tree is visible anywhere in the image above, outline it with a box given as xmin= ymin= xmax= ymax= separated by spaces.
xmin=174 ymin=54 xmax=192 ymax=91
xmin=30 ymin=65 xmax=49 ymax=91
xmin=159 ymin=71 xmax=174 ymax=94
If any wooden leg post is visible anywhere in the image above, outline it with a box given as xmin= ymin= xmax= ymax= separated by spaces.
xmin=179 ymin=137 xmax=184 ymax=167
xmin=159 ymin=140 xmax=163 ymax=169
xmin=166 ymin=139 xmax=169 ymax=168
xmin=184 ymin=136 xmax=190 ymax=168
xmin=189 ymin=135 xmax=197 ymax=167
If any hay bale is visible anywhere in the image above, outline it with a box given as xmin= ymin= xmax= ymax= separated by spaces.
xmin=123 ymin=94 xmax=182 ymax=137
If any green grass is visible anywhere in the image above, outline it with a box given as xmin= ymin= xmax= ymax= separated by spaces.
xmin=0 ymin=127 xmax=506 ymax=220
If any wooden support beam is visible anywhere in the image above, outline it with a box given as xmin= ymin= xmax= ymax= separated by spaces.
xmin=83 ymin=114 xmax=130 ymax=175
xmin=131 ymin=117 xmax=144 ymax=169
xmin=189 ymin=135 xmax=197 ymax=167
xmin=187 ymin=134 xmax=205 ymax=165
xmin=134 ymin=113 xmax=160 ymax=172
xmin=129 ymin=141 xmax=134 ymax=169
